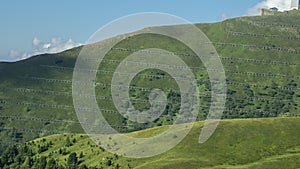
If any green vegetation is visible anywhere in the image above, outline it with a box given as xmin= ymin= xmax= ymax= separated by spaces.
xmin=1 ymin=118 xmax=300 ymax=168
xmin=1 ymin=9 xmax=300 ymax=168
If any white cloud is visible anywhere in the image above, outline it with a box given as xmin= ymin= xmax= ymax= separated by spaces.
xmin=42 ymin=38 xmax=79 ymax=54
xmin=51 ymin=37 xmax=60 ymax=44
xmin=36 ymin=37 xmax=82 ymax=54
xmin=8 ymin=50 xmax=20 ymax=59
xmin=246 ymin=0 xmax=291 ymax=15
xmin=8 ymin=37 xmax=83 ymax=61
xmin=43 ymin=43 xmax=51 ymax=49
xmin=20 ymin=52 xmax=32 ymax=60
xmin=221 ymin=13 xmax=229 ymax=21
xmin=32 ymin=37 xmax=41 ymax=46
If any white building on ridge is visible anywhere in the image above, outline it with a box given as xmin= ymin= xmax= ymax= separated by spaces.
xmin=291 ymin=0 xmax=300 ymax=10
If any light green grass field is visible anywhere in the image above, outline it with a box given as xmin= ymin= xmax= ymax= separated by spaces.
xmin=3 ymin=117 xmax=300 ymax=168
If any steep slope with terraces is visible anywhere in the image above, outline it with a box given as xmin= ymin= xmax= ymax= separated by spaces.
xmin=0 ymin=10 xmax=300 ymax=151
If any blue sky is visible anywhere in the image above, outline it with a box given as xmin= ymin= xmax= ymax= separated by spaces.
xmin=0 ymin=0 xmax=291 ymax=61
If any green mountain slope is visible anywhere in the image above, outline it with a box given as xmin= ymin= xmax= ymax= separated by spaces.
xmin=1 ymin=10 xmax=300 ymax=150
xmin=1 ymin=118 xmax=300 ymax=169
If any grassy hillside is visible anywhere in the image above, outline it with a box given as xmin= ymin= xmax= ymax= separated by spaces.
xmin=1 ymin=10 xmax=300 ymax=150
xmin=1 ymin=118 xmax=300 ymax=168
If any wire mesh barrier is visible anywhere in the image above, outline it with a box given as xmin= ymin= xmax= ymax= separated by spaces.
xmin=211 ymin=42 xmax=300 ymax=54
xmin=0 ymin=108 xmax=295 ymax=133
xmin=0 ymin=87 xmax=71 ymax=96
xmin=226 ymin=31 xmax=300 ymax=40
xmin=111 ymin=47 xmax=300 ymax=62
xmin=42 ymin=63 xmax=300 ymax=80
xmin=41 ymin=63 xmax=300 ymax=82
xmin=226 ymin=81 xmax=300 ymax=91
xmin=0 ymin=98 xmax=217 ymax=112
xmin=0 ymin=99 xmax=121 ymax=114
xmin=226 ymin=70 xmax=300 ymax=79
xmin=240 ymin=18 xmax=300 ymax=29
xmin=1 ymin=86 xmax=299 ymax=105
xmin=0 ymin=141 xmax=21 ymax=146
xmin=22 ymin=76 xmax=300 ymax=92
xmin=71 ymin=47 xmax=300 ymax=66
xmin=221 ymin=56 xmax=300 ymax=66
xmin=0 ymin=115 xmax=131 ymax=129
xmin=0 ymin=126 xmax=66 ymax=135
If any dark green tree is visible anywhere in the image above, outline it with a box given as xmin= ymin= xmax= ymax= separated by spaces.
xmin=45 ymin=158 xmax=57 ymax=169
xmin=21 ymin=156 xmax=32 ymax=169
xmin=65 ymin=137 xmax=73 ymax=147
xmin=67 ymin=152 xmax=78 ymax=169
xmin=106 ymin=159 xmax=112 ymax=166
xmin=79 ymin=151 xmax=84 ymax=158
xmin=3 ymin=145 xmax=18 ymax=165
xmin=79 ymin=164 xmax=88 ymax=169
xmin=33 ymin=156 xmax=47 ymax=169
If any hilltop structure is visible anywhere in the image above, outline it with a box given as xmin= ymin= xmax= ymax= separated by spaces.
xmin=260 ymin=7 xmax=279 ymax=16
xmin=261 ymin=0 xmax=300 ymax=16
xmin=291 ymin=0 xmax=300 ymax=10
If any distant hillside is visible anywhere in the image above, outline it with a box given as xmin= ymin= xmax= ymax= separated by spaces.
xmin=1 ymin=118 xmax=300 ymax=169
xmin=1 ymin=10 xmax=300 ymax=149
